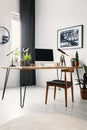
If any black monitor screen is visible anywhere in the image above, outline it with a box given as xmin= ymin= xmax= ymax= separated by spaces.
xmin=35 ymin=48 xmax=54 ymax=61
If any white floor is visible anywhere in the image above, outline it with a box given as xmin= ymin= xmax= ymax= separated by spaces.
xmin=0 ymin=85 xmax=87 ymax=125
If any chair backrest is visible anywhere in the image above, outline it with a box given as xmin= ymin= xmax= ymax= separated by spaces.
xmin=61 ymin=68 xmax=74 ymax=73
xmin=61 ymin=68 xmax=74 ymax=84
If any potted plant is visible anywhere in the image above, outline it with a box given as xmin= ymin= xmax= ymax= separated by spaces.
xmin=74 ymin=51 xmax=79 ymax=66
xmin=71 ymin=58 xmax=76 ymax=66
xmin=71 ymin=51 xmax=79 ymax=67
xmin=22 ymin=52 xmax=32 ymax=66
xmin=13 ymin=50 xmax=20 ymax=62
xmin=79 ymin=64 xmax=87 ymax=99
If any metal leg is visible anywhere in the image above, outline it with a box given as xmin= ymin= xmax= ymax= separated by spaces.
xmin=2 ymin=68 xmax=10 ymax=99
xmin=20 ymin=85 xmax=26 ymax=107
xmin=76 ymin=68 xmax=81 ymax=88
xmin=20 ymin=70 xmax=27 ymax=108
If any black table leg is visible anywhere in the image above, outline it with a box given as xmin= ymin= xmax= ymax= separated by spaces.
xmin=76 ymin=68 xmax=81 ymax=88
xmin=2 ymin=68 xmax=10 ymax=99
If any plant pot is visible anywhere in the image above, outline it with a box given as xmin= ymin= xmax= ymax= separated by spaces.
xmin=20 ymin=59 xmax=25 ymax=66
xmin=74 ymin=61 xmax=79 ymax=67
xmin=24 ymin=60 xmax=30 ymax=66
xmin=71 ymin=61 xmax=75 ymax=66
xmin=80 ymin=88 xmax=87 ymax=99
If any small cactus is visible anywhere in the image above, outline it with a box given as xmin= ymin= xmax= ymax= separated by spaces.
xmin=75 ymin=51 xmax=79 ymax=62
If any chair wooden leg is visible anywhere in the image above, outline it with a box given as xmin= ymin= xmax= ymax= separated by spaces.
xmin=65 ymin=88 xmax=67 ymax=107
xmin=54 ymin=86 xmax=56 ymax=99
xmin=45 ymin=84 xmax=49 ymax=104
xmin=71 ymin=86 xmax=74 ymax=102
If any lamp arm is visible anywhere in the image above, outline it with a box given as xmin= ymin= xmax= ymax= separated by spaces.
xmin=6 ymin=50 xmax=14 ymax=56
xmin=6 ymin=47 xmax=20 ymax=56
xmin=57 ymin=48 xmax=68 ymax=56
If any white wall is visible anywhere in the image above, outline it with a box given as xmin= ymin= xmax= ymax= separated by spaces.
xmin=0 ymin=0 xmax=20 ymax=89
xmin=35 ymin=0 xmax=87 ymax=86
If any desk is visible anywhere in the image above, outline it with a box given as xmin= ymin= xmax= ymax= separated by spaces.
xmin=1 ymin=65 xmax=82 ymax=107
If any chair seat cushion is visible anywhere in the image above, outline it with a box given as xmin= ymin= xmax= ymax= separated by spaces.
xmin=47 ymin=80 xmax=72 ymax=87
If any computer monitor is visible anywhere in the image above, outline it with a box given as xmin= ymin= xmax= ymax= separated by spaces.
xmin=35 ymin=48 xmax=54 ymax=61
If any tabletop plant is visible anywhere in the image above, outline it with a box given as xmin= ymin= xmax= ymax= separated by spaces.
xmin=13 ymin=50 xmax=20 ymax=62
xmin=74 ymin=51 xmax=79 ymax=66
xmin=22 ymin=52 xmax=32 ymax=61
xmin=71 ymin=57 xmax=76 ymax=66
xmin=75 ymin=51 xmax=79 ymax=62
xmin=71 ymin=51 xmax=79 ymax=67
xmin=22 ymin=48 xmax=32 ymax=66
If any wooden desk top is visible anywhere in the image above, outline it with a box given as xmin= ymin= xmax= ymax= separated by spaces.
xmin=1 ymin=65 xmax=83 ymax=70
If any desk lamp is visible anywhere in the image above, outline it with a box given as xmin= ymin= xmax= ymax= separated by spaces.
xmin=57 ymin=48 xmax=68 ymax=66
xmin=6 ymin=47 xmax=20 ymax=67
xmin=57 ymin=48 xmax=69 ymax=82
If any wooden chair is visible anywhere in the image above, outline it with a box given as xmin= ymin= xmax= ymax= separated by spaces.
xmin=45 ymin=68 xmax=74 ymax=107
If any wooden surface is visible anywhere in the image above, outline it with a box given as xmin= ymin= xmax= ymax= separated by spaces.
xmin=1 ymin=65 xmax=83 ymax=70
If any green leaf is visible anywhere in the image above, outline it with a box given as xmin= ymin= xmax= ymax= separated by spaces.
xmin=22 ymin=53 xmax=32 ymax=61
xmin=83 ymin=64 xmax=87 ymax=73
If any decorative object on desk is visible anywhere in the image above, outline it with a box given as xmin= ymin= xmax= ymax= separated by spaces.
xmin=57 ymin=25 xmax=83 ymax=50
xmin=57 ymin=48 xmax=68 ymax=66
xmin=71 ymin=51 xmax=79 ymax=67
xmin=0 ymin=26 xmax=10 ymax=44
xmin=13 ymin=49 xmax=20 ymax=62
xmin=6 ymin=47 xmax=20 ymax=67
xmin=74 ymin=51 xmax=79 ymax=66
xmin=71 ymin=58 xmax=76 ymax=66
xmin=77 ymin=64 xmax=87 ymax=99
xmin=22 ymin=48 xmax=32 ymax=66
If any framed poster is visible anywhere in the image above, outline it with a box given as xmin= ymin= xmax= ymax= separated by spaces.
xmin=57 ymin=25 xmax=83 ymax=50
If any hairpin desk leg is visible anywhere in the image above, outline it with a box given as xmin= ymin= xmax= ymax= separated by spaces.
xmin=20 ymin=70 xmax=27 ymax=108
xmin=2 ymin=68 xmax=10 ymax=99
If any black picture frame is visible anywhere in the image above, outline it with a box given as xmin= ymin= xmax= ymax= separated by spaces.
xmin=57 ymin=25 xmax=83 ymax=50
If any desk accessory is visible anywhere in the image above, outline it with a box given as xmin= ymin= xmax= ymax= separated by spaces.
xmin=57 ymin=48 xmax=68 ymax=66
xmin=22 ymin=48 xmax=32 ymax=66
xmin=71 ymin=51 xmax=79 ymax=67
